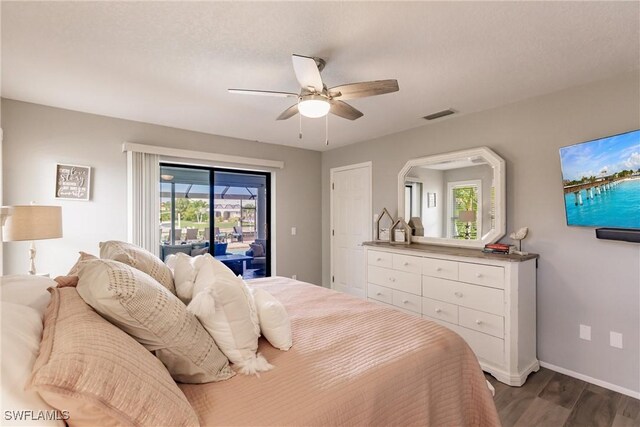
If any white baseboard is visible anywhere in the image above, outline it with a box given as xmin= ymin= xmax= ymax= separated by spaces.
xmin=540 ymin=361 xmax=640 ymax=399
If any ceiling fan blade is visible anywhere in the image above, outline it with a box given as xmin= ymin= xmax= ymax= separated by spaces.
xmin=276 ymin=104 xmax=299 ymax=120
xmin=291 ymin=54 xmax=324 ymax=92
xmin=228 ymin=89 xmax=298 ymax=98
xmin=329 ymin=100 xmax=363 ymax=120
xmin=329 ymin=79 xmax=399 ymax=100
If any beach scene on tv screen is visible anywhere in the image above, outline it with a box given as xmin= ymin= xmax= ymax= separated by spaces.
xmin=560 ymin=129 xmax=640 ymax=229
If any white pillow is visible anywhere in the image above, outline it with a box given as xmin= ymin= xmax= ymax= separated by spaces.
xmin=1 ymin=302 xmax=64 ymax=426
xmin=187 ymin=255 xmax=271 ymax=376
xmin=0 ymin=275 xmax=55 ymax=319
xmin=251 ymin=288 xmax=293 ymax=351
xmin=165 ymin=253 xmax=205 ymax=304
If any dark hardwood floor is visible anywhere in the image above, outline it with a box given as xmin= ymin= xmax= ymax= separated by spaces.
xmin=485 ymin=368 xmax=640 ymax=427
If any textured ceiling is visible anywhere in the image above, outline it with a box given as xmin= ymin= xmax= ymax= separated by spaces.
xmin=2 ymin=2 xmax=639 ymax=151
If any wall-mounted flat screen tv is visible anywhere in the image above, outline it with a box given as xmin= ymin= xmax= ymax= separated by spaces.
xmin=559 ymin=129 xmax=640 ymax=229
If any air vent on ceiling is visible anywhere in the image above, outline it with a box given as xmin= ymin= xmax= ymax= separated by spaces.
xmin=423 ymin=109 xmax=456 ymax=120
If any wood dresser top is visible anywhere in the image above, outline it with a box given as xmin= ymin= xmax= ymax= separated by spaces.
xmin=363 ymin=241 xmax=539 ymax=263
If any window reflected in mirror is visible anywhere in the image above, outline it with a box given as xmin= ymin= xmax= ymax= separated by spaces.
xmin=403 ymin=160 xmax=493 ymax=240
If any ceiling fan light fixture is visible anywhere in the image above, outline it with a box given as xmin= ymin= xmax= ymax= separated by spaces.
xmin=298 ymin=95 xmax=330 ymax=118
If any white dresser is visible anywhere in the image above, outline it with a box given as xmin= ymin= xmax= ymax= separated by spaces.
xmin=364 ymin=242 xmax=539 ymax=386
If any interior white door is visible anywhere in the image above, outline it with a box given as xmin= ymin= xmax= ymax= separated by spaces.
xmin=331 ymin=163 xmax=372 ymax=298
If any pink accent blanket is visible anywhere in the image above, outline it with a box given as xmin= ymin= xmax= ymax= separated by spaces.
xmin=179 ymin=277 xmax=500 ymax=426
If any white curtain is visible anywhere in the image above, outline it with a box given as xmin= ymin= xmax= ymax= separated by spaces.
xmin=127 ymin=151 xmax=160 ymax=255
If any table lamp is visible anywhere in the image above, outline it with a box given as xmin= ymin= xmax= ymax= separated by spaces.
xmin=458 ymin=210 xmax=476 ymax=240
xmin=2 ymin=205 xmax=63 ymax=275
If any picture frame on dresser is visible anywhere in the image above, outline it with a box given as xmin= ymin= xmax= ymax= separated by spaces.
xmin=363 ymin=242 xmax=539 ymax=386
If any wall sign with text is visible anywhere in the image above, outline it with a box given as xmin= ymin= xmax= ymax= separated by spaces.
xmin=55 ymin=164 xmax=91 ymax=201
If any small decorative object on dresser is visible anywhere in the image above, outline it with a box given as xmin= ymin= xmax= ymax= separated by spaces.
xmin=374 ymin=208 xmax=394 ymax=242
xmin=390 ymin=218 xmax=412 ymax=245
xmin=363 ymin=241 xmax=539 ymax=386
xmin=509 ymin=226 xmax=529 ymax=255
xmin=408 ymin=217 xmax=424 ymax=236
xmin=55 ymin=163 xmax=91 ymax=201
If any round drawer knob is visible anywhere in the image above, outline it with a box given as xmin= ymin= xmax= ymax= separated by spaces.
xmin=436 ymin=267 xmax=442 ymax=272
xmin=376 ymin=292 xmax=382 ymax=296
xmin=402 ymin=300 xmax=409 ymax=304
xmin=476 ymin=273 xmax=483 ymax=278
xmin=376 ymin=258 xmax=382 ymax=261
xmin=403 ymin=262 xmax=409 ymax=266
xmin=389 ymin=277 xmax=396 ymax=282
xmin=475 ymin=320 xmax=483 ymax=325
xmin=454 ymin=292 xmax=463 ymax=298
xmin=435 ymin=308 xmax=442 ymax=313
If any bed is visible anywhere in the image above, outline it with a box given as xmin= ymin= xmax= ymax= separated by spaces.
xmin=1 ymin=274 xmax=499 ymax=426
xmin=181 ymin=277 xmax=500 ymax=426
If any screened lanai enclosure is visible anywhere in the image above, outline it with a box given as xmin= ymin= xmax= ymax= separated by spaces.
xmin=159 ymin=164 xmax=270 ymax=279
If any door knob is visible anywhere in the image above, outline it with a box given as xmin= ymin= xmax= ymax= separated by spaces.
xmin=402 ymin=300 xmax=409 ymax=304
xmin=454 ymin=292 xmax=463 ymax=298
xmin=435 ymin=308 xmax=442 ymax=313
xmin=475 ymin=320 xmax=483 ymax=325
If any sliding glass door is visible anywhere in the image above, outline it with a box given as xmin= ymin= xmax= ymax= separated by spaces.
xmin=159 ymin=164 xmax=271 ymax=279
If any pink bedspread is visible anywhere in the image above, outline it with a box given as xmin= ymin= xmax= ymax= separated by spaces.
xmin=179 ymin=277 xmax=500 ymax=427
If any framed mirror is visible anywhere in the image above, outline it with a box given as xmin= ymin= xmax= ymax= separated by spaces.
xmin=397 ymin=146 xmax=506 ymax=248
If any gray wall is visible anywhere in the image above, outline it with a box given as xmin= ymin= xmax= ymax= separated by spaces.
xmin=2 ymin=99 xmax=322 ymax=284
xmin=322 ymin=71 xmax=640 ymax=392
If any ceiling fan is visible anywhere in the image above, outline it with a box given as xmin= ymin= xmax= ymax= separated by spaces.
xmin=228 ymin=54 xmax=399 ymax=122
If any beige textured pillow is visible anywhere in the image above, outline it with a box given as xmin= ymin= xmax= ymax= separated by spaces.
xmin=67 ymin=251 xmax=98 ymax=275
xmin=28 ymin=287 xmax=200 ymax=427
xmin=100 ymin=240 xmax=175 ymax=293
xmin=77 ymin=259 xmax=234 ymax=384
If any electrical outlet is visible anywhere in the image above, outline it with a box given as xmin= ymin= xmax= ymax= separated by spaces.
xmin=291 ymin=274 xmax=297 ymax=280
xmin=579 ymin=324 xmax=591 ymax=341
xmin=291 ymin=227 xmax=297 ymax=236
xmin=610 ymin=332 xmax=623 ymax=349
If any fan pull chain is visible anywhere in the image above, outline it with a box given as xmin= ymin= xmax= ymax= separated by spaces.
xmin=325 ymin=114 xmax=329 ymax=145
xmin=298 ymin=98 xmax=303 ymax=140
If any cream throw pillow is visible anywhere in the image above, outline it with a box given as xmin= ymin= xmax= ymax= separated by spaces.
xmin=76 ymin=259 xmax=234 ymax=384
xmin=100 ymin=240 xmax=175 ymax=294
xmin=251 ymin=288 xmax=293 ymax=351
xmin=187 ymin=255 xmax=271 ymax=376
xmin=28 ymin=287 xmax=200 ymax=427
xmin=1 ymin=302 xmax=63 ymax=427
xmin=165 ymin=252 xmax=207 ymax=304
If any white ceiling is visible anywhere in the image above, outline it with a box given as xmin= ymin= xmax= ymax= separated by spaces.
xmin=2 ymin=2 xmax=638 ymax=151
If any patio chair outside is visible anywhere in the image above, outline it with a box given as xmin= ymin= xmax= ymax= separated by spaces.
xmin=203 ymin=227 xmax=210 ymax=241
xmin=185 ymin=228 xmax=198 ymax=241
xmin=215 ymin=227 xmax=227 ymax=243
xmin=232 ymin=226 xmax=243 ymax=242
xmin=174 ymin=228 xmax=183 ymax=242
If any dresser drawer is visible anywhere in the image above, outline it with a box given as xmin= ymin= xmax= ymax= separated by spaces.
xmin=392 ymin=254 xmax=422 ymax=274
xmin=368 ymin=266 xmax=421 ymax=295
xmin=367 ymin=283 xmax=392 ymax=304
xmin=367 ymin=250 xmax=393 ymax=268
xmin=392 ymin=289 xmax=422 ymax=314
xmin=422 ymin=276 xmax=504 ymax=316
xmin=459 ymin=263 xmax=504 ymax=289
xmin=459 ymin=307 xmax=504 ymax=339
xmin=449 ymin=323 xmax=505 ymax=366
xmin=422 ymin=258 xmax=459 ymax=281
xmin=422 ymin=297 xmax=458 ymax=324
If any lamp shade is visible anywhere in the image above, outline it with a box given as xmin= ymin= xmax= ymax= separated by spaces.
xmin=458 ymin=210 xmax=476 ymax=222
xmin=2 ymin=205 xmax=63 ymax=242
